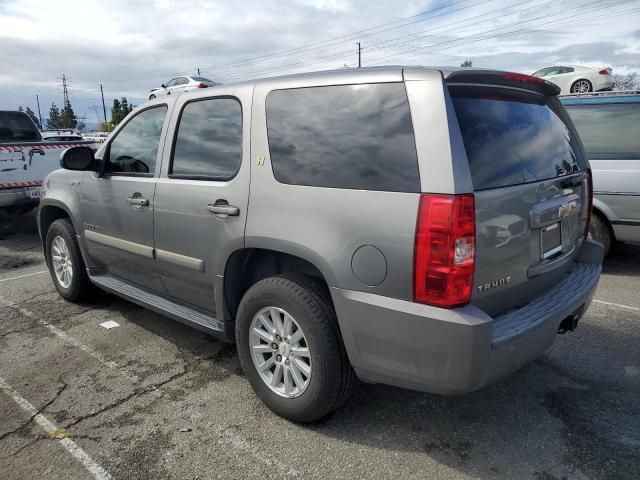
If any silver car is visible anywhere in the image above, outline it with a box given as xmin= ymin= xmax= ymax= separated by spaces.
xmin=39 ymin=67 xmax=603 ymax=422
xmin=562 ymin=92 xmax=640 ymax=254
xmin=149 ymin=75 xmax=217 ymax=100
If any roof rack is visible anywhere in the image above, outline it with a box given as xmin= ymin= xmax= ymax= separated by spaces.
xmin=560 ymin=89 xmax=639 ymax=98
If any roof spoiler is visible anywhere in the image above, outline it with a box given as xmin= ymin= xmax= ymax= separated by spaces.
xmin=446 ymin=70 xmax=561 ymax=97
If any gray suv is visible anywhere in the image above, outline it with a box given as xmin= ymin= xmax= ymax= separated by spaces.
xmin=38 ymin=67 xmax=603 ymax=422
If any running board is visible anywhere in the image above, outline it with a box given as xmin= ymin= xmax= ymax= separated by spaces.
xmin=89 ymin=274 xmax=232 ymax=341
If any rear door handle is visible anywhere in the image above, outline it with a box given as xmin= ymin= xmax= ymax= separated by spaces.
xmin=127 ymin=196 xmax=149 ymax=206
xmin=207 ymin=204 xmax=240 ymax=216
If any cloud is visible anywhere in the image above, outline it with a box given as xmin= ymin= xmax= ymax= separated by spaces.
xmin=0 ymin=0 xmax=638 ymax=126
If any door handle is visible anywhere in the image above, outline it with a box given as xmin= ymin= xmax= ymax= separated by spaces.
xmin=127 ymin=196 xmax=149 ymax=206
xmin=207 ymin=204 xmax=240 ymax=216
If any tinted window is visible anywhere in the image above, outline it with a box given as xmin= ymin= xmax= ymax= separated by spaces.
xmin=106 ymin=106 xmax=167 ymax=175
xmin=565 ymin=103 xmax=640 ymax=159
xmin=450 ymin=87 xmax=586 ymax=190
xmin=0 ymin=112 xmax=40 ymax=142
xmin=266 ymin=83 xmax=419 ymax=192
xmin=171 ymin=98 xmax=242 ymax=179
xmin=165 ymin=79 xmax=178 ymax=87
xmin=560 ymin=67 xmax=574 ymax=74
xmin=177 ymin=77 xmax=189 ymax=85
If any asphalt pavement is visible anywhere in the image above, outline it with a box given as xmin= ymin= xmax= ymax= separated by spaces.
xmin=0 ymin=210 xmax=638 ymax=480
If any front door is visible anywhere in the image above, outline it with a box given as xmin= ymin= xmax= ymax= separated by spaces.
xmin=153 ymin=87 xmax=252 ymax=314
xmin=81 ymin=104 xmax=170 ymax=292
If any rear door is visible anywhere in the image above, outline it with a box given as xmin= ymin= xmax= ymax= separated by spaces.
xmin=153 ymin=86 xmax=252 ymax=314
xmin=447 ymin=74 xmax=590 ymax=316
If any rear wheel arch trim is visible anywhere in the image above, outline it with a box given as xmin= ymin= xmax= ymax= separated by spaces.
xmin=222 ymin=247 xmax=335 ymax=322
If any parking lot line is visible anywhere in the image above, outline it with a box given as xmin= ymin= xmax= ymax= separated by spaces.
xmin=594 ymin=299 xmax=640 ymax=312
xmin=0 ymin=296 xmax=139 ymax=383
xmin=0 ymin=375 xmax=112 ymax=480
xmin=0 ymin=270 xmax=48 ymax=283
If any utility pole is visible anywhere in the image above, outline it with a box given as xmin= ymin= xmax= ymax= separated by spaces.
xmin=59 ymin=74 xmax=70 ymax=104
xmin=357 ymin=42 xmax=361 ymax=68
xmin=197 ymin=67 xmax=200 ymax=76
xmin=35 ymin=94 xmax=43 ymax=129
xmin=100 ymin=84 xmax=107 ymax=124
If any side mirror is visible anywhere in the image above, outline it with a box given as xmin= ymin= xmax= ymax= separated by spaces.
xmin=60 ymin=146 xmax=98 ymax=171
xmin=161 ymin=84 xmax=167 ymax=88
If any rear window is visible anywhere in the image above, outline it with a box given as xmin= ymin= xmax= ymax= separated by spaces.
xmin=564 ymin=103 xmax=640 ymax=159
xmin=0 ymin=112 xmax=40 ymax=142
xmin=266 ymin=83 xmax=419 ymax=192
xmin=450 ymin=86 xmax=586 ymax=190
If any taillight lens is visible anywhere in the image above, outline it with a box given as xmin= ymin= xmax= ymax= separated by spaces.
xmin=598 ymin=69 xmax=610 ymax=75
xmin=584 ymin=168 xmax=593 ymax=238
xmin=197 ymin=83 xmax=208 ymax=88
xmin=414 ymin=194 xmax=476 ymax=308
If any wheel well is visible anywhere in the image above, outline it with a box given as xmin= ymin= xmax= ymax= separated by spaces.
xmin=39 ymin=206 xmax=71 ymax=254
xmin=572 ymin=78 xmax=592 ymax=87
xmin=592 ymin=207 xmax=615 ymax=240
xmin=224 ymin=249 xmax=329 ymax=320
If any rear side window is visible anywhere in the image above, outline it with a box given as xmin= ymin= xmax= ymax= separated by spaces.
xmin=564 ymin=103 xmax=640 ymax=159
xmin=450 ymin=86 xmax=586 ymax=190
xmin=266 ymin=83 xmax=419 ymax=192
xmin=171 ymin=98 xmax=242 ymax=180
xmin=0 ymin=112 xmax=40 ymax=142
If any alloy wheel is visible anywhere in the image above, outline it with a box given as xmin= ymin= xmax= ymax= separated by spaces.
xmin=249 ymin=306 xmax=312 ymax=398
xmin=51 ymin=235 xmax=73 ymax=288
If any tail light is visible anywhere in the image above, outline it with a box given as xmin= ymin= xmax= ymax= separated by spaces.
xmin=584 ymin=168 xmax=593 ymax=239
xmin=598 ymin=69 xmax=611 ymax=75
xmin=196 ymin=83 xmax=209 ymax=88
xmin=504 ymin=72 xmax=543 ymax=84
xmin=414 ymin=194 xmax=475 ymax=308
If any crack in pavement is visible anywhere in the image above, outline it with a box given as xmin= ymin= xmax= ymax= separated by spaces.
xmin=0 ymin=324 xmax=40 ymax=338
xmin=64 ymin=366 xmax=189 ymax=430
xmin=0 ymin=380 xmax=68 ymax=442
xmin=1 ymin=291 xmax=56 ymax=309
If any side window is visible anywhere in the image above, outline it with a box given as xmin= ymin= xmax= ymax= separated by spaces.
xmin=565 ymin=103 xmax=640 ymax=159
xmin=105 ymin=106 xmax=167 ymax=175
xmin=178 ymin=77 xmax=189 ymax=85
xmin=170 ymin=98 xmax=242 ymax=180
xmin=265 ymin=83 xmax=420 ymax=192
xmin=562 ymin=67 xmax=575 ymax=74
xmin=165 ymin=79 xmax=177 ymax=87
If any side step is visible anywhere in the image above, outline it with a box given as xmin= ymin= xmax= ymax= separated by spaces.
xmin=89 ymin=274 xmax=233 ymax=342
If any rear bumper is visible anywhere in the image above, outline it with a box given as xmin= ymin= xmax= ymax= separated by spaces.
xmin=331 ymin=239 xmax=603 ymax=395
xmin=0 ymin=187 xmax=40 ymax=209
xmin=593 ymin=75 xmax=614 ymax=91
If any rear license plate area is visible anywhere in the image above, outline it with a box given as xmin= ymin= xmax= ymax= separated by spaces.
xmin=541 ymin=222 xmax=561 ymax=259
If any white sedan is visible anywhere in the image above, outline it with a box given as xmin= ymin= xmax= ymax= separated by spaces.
xmin=149 ymin=76 xmax=217 ymax=100
xmin=531 ymin=65 xmax=614 ymax=94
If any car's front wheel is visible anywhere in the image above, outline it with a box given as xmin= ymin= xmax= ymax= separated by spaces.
xmin=571 ymin=79 xmax=592 ymax=93
xmin=46 ymin=218 xmax=95 ymax=302
xmin=236 ymin=275 xmax=356 ymax=422
xmin=149 ymin=94 xmax=156 ymax=100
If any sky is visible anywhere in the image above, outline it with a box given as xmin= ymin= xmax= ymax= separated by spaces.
xmin=1 ymin=0 xmax=639 ymax=128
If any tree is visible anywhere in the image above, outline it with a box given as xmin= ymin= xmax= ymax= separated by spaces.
xmin=76 ymin=121 xmax=86 ymax=133
xmin=99 ymin=121 xmax=114 ymax=132
xmin=59 ymin=100 xmax=78 ymax=129
xmin=47 ymin=103 xmax=62 ymax=129
xmin=460 ymin=59 xmax=473 ymax=67
xmin=111 ymin=97 xmax=135 ymax=125
xmin=24 ymin=107 xmax=41 ymax=129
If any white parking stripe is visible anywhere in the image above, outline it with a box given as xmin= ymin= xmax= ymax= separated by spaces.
xmin=0 ymin=270 xmax=48 ymax=283
xmin=0 ymin=296 xmax=139 ymax=383
xmin=593 ymin=299 xmax=640 ymax=313
xmin=0 ymin=376 xmax=112 ymax=480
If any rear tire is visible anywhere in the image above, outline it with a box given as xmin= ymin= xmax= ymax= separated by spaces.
xmin=589 ymin=211 xmax=612 ymax=256
xmin=571 ymin=79 xmax=592 ymax=94
xmin=46 ymin=218 xmax=95 ymax=302
xmin=149 ymin=94 xmax=156 ymax=100
xmin=235 ymin=274 xmax=356 ymax=423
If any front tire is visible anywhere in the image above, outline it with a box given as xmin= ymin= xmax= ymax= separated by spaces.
xmin=236 ymin=275 xmax=355 ymax=422
xmin=46 ymin=218 xmax=95 ymax=302
xmin=149 ymin=94 xmax=156 ymax=100
xmin=571 ymin=79 xmax=592 ymax=94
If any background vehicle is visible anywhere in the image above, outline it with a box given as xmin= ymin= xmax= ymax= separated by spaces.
xmin=82 ymin=132 xmax=110 ymax=144
xmin=39 ymin=67 xmax=602 ymax=422
xmin=41 ymin=129 xmax=84 ymax=142
xmin=562 ymin=91 xmax=640 ymax=255
xmin=148 ymin=76 xmax=217 ymax=100
xmin=532 ymin=65 xmax=614 ymax=94
xmin=0 ymin=111 xmax=94 ymax=214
